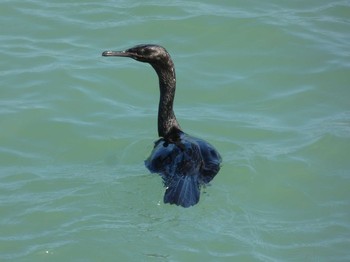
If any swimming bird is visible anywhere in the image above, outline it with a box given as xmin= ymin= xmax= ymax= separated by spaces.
xmin=102 ymin=44 xmax=221 ymax=207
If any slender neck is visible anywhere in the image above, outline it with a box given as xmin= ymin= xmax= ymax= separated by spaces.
xmin=151 ymin=59 xmax=181 ymax=139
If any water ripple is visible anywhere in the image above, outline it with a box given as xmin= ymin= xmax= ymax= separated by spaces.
xmin=1 ymin=0 xmax=350 ymax=260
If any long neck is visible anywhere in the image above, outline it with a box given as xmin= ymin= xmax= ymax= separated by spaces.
xmin=151 ymin=60 xmax=181 ymax=139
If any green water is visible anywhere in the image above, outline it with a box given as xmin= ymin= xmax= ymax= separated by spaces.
xmin=1 ymin=0 xmax=350 ymax=261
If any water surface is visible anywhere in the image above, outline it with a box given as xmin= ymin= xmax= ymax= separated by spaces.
xmin=1 ymin=0 xmax=350 ymax=261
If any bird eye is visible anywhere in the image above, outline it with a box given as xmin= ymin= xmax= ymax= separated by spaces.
xmin=140 ymin=48 xmax=151 ymax=56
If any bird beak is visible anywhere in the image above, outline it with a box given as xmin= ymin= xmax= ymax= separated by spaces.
xmin=102 ymin=50 xmax=131 ymax=57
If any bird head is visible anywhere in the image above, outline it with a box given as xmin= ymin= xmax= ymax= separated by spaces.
xmin=102 ymin=44 xmax=170 ymax=65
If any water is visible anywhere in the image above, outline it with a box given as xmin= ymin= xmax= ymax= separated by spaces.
xmin=1 ymin=0 xmax=349 ymax=261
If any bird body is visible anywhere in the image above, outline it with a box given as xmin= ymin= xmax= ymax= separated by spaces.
xmin=102 ymin=44 xmax=221 ymax=207
xmin=145 ymin=132 xmax=221 ymax=207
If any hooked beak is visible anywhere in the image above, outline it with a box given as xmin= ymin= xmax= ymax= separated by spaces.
xmin=102 ymin=50 xmax=130 ymax=57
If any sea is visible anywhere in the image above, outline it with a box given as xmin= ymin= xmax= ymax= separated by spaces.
xmin=1 ymin=0 xmax=349 ymax=261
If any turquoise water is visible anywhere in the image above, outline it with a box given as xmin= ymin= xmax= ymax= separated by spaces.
xmin=1 ymin=0 xmax=350 ymax=261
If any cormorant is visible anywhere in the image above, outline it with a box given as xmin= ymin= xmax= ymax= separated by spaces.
xmin=102 ymin=44 xmax=221 ymax=207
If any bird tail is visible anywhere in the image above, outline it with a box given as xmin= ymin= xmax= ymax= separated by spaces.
xmin=163 ymin=174 xmax=200 ymax=208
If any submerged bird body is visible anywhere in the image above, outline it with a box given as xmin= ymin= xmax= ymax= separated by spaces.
xmin=146 ymin=132 xmax=221 ymax=207
xmin=102 ymin=44 xmax=221 ymax=207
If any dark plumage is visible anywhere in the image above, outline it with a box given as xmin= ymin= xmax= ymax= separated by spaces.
xmin=102 ymin=44 xmax=221 ymax=207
